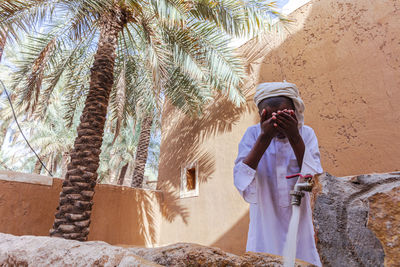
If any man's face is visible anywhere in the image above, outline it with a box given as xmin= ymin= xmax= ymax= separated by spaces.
xmin=258 ymin=99 xmax=295 ymax=139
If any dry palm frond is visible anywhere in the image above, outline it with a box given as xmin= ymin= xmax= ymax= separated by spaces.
xmin=0 ymin=0 xmax=52 ymax=42
xmin=24 ymin=37 xmax=56 ymax=113
xmin=139 ymin=13 xmax=171 ymax=99
xmin=111 ymin=61 xmax=127 ymax=143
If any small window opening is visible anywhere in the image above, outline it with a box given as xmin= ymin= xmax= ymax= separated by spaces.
xmin=186 ymin=168 xmax=196 ymax=191
xmin=180 ymin=162 xmax=199 ymax=198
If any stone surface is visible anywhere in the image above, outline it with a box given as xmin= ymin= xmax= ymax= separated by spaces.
xmin=0 ymin=233 xmax=159 ymax=267
xmin=0 ymin=233 xmax=314 ymax=266
xmin=311 ymin=172 xmax=400 ymax=266
xmin=368 ymin=186 xmax=400 ymax=267
xmin=128 ymin=243 xmax=314 ymax=266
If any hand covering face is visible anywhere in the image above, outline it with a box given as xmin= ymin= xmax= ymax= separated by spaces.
xmin=254 ymin=81 xmax=305 ymax=128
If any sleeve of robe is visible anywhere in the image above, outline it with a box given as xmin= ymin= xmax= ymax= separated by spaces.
xmin=300 ymin=126 xmax=323 ymax=175
xmin=233 ymin=127 xmax=258 ymax=204
xmin=233 ymin=125 xmax=322 ymax=204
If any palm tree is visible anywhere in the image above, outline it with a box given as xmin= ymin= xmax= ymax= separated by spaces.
xmin=17 ymin=94 xmax=79 ymax=177
xmin=4 ymin=0 xmax=283 ymax=241
xmin=1 ymin=83 xmax=158 ymax=183
xmin=1 ymin=26 xmax=157 ymax=184
xmin=0 ymin=68 xmax=81 ymax=176
xmin=128 ymin=2 xmax=285 ymax=188
xmin=131 ymin=114 xmax=154 ymax=187
xmin=0 ymin=0 xmax=52 ymax=149
xmin=100 ymin=115 xmax=160 ymax=186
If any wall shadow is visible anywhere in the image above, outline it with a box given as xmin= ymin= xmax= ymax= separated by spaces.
xmin=211 ymin=211 xmax=250 ymax=255
xmin=134 ymin=189 xmax=159 ymax=246
xmin=157 ymin=92 xmax=257 ymax=224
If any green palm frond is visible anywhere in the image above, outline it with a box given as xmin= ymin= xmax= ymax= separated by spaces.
xmin=0 ymin=0 xmax=111 ymax=37
xmin=160 ymin=19 xmax=244 ymax=106
xmin=2 ymin=0 xmax=285 ymax=182
xmin=16 ymin=35 xmax=57 ymax=113
xmin=191 ymin=0 xmax=283 ymax=38
xmin=164 ymin=25 xmax=206 ymax=82
xmin=61 ymin=43 xmax=94 ymax=127
xmin=9 ymin=14 xmax=98 ymax=115
xmin=36 ymin=30 xmax=96 ymax=118
xmin=7 ymin=0 xmax=283 ymax=120
xmin=56 ymin=0 xmax=111 ymax=41
xmin=164 ymin=65 xmax=211 ymax=115
xmin=185 ymin=20 xmax=245 ymax=104
xmin=0 ymin=0 xmax=53 ymax=42
xmin=136 ymin=14 xmax=171 ymax=101
xmin=150 ymin=0 xmax=190 ymax=26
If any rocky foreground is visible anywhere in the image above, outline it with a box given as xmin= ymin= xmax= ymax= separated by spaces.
xmin=312 ymin=172 xmax=400 ymax=266
xmin=0 ymin=233 xmax=314 ymax=267
xmin=1 ymin=172 xmax=399 ymax=266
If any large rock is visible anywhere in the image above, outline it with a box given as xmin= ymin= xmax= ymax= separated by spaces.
xmin=312 ymin=172 xmax=400 ymax=266
xmin=0 ymin=233 xmax=314 ymax=266
xmin=0 ymin=233 xmax=160 ymax=267
xmin=128 ymin=243 xmax=314 ymax=266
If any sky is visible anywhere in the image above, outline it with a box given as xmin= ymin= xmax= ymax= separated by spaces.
xmin=229 ymin=0 xmax=311 ymax=47
xmin=277 ymin=0 xmax=311 ymax=15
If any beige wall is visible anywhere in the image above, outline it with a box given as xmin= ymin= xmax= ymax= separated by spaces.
xmin=157 ymin=99 xmax=256 ymax=255
xmin=0 ymin=170 xmax=161 ymax=247
xmin=255 ymin=0 xmax=400 ymax=176
xmin=157 ymin=0 xmax=400 ymax=255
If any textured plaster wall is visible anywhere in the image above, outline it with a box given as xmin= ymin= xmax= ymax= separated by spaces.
xmin=157 ymin=103 xmax=256 ymax=254
xmin=256 ymin=0 xmax=400 ymax=176
xmin=0 ymin=170 xmax=161 ymax=247
xmin=157 ymin=0 xmax=400 ymax=255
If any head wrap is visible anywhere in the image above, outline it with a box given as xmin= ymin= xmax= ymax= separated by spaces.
xmin=254 ymin=81 xmax=305 ymax=127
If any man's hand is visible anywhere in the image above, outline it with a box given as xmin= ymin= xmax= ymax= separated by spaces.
xmin=260 ymin=108 xmax=278 ymax=138
xmin=273 ymin=109 xmax=305 ymax=167
xmin=274 ymin=109 xmax=301 ymax=143
xmin=243 ymin=108 xmax=277 ymax=170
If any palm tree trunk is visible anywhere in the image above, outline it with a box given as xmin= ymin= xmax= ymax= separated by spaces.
xmin=131 ymin=115 xmax=153 ymax=188
xmin=50 ymin=11 xmax=126 ymax=241
xmin=33 ymin=159 xmax=42 ymax=174
xmin=52 ymin=155 xmax=58 ymax=175
xmin=0 ymin=126 xmax=7 ymax=149
xmin=0 ymin=29 xmax=7 ymax=62
xmin=61 ymin=152 xmax=69 ymax=179
xmin=117 ymin=163 xmax=128 ymax=185
xmin=46 ymin=155 xmax=53 ymax=175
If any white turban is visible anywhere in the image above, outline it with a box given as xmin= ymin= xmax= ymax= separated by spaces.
xmin=254 ymin=81 xmax=305 ymax=127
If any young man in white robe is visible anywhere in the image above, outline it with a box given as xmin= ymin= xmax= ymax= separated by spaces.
xmin=233 ymin=82 xmax=322 ymax=266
